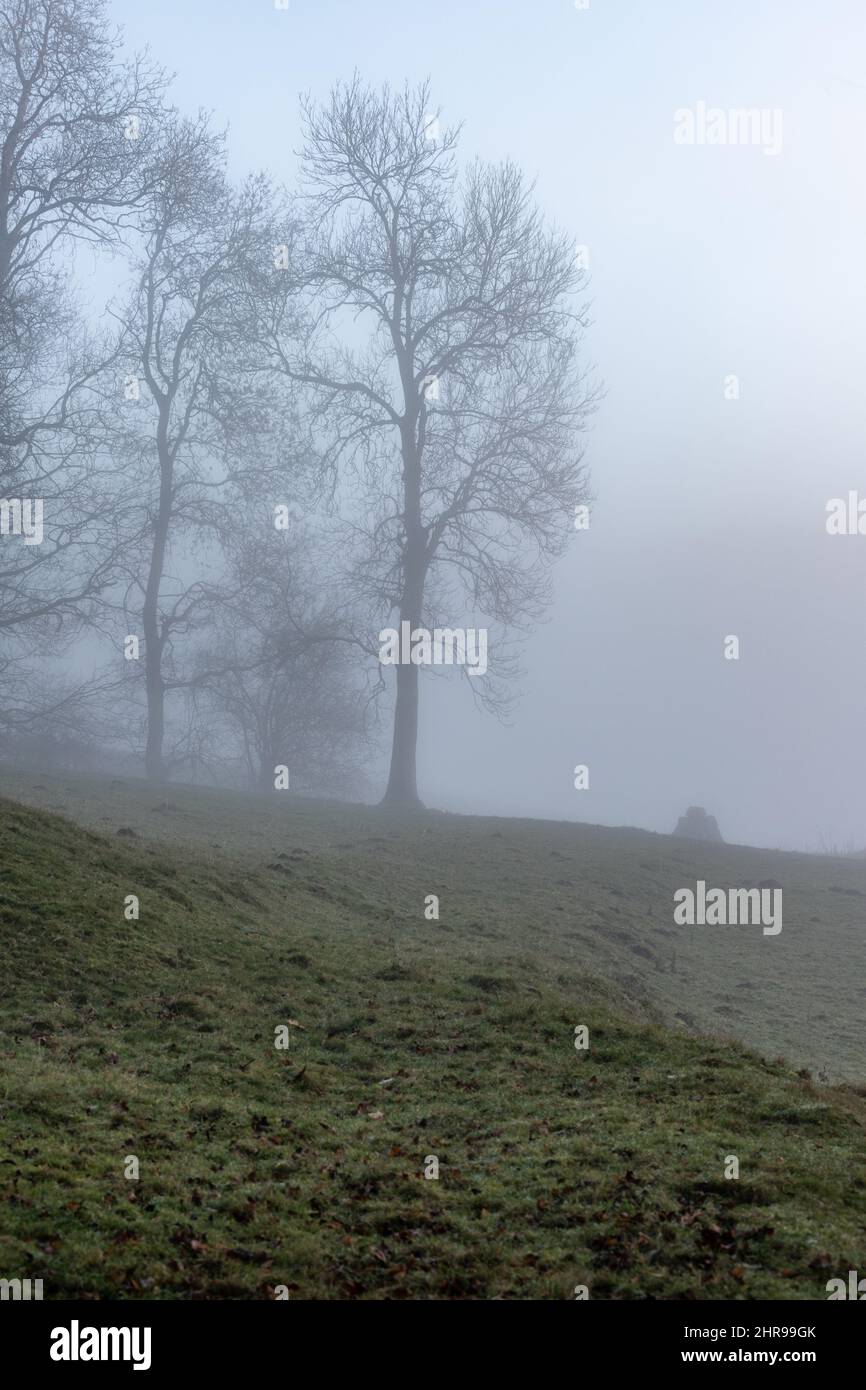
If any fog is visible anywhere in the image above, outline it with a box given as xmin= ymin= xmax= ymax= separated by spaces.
xmin=5 ymin=0 xmax=866 ymax=1326
xmin=14 ymin=0 xmax=866 ymax=847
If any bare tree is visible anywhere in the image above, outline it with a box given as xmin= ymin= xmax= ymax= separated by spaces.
xmin=110 ymin=112 xmax=280 ymax=779
xmin=258 ymin=78 xmax=597 ymax=805
xmin=198 ymin=520 xmax=375 ymax=796
xmin=0 ymin=0 xmax=166 ymax=738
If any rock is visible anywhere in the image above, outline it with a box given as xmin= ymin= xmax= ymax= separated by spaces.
xmin=673 ymin=806 xmax=724 ymax=843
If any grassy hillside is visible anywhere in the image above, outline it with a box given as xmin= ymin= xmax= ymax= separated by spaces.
xmin=7 ymin=768 xmax=866 ymax=1082
xmin=0 ymin=771 xmax=865 ymax=1299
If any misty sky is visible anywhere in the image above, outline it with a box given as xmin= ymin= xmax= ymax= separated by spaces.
xmin=104 ymin=0 xmax=866 ymax=850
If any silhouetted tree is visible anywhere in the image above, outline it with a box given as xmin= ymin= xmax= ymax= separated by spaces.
xmin=0 ymin=0 xmax=165 ymax=624
xmin=110 ymin=112 xmax=278 ymax=779
xmin=259 ymin=78 xmax=596 ymax=804
xmin=0 ymin=0 xmax=166 ymax=740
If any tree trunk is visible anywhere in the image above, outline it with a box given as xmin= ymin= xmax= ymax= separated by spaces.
xmin=143 ymin=636 xmax=164 ymax=781
xmin=383 ymin=653 xmax=422 ymax=805
xmin=381 ymin=362 xmax=427 ymax=807
xmin=142 ymin=427 xmax=172 ymax=782
xmin=382 ymin=489 xmax=426 ymax=806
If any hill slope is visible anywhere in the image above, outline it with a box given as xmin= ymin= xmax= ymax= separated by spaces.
xmin=7 ymin=767 xmax=866 ymax=1082
xmin=0 ymin=774 xmax=865 ymax=1299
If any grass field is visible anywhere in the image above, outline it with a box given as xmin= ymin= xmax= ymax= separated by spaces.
xmin=1 ymin=770 xmax=865 ymax=1299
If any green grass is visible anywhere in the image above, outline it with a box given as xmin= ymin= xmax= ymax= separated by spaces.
xmin=0 ymin=771 xmax=865 ymax=1299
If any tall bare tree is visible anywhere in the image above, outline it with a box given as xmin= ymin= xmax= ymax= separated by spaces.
xmin=259 ymin=78 xmax=597 ymax=805
xmin=0 ymin=0 xmax=166 ymax=733
xmin=111 ymin=113 xmax=279 ymax=779
xmin=0 ymin=0 xmax=163 ymax=452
